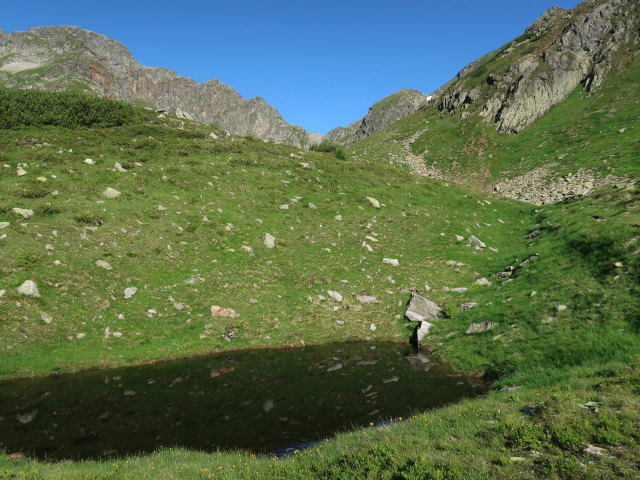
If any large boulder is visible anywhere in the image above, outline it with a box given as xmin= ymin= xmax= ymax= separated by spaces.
xmin=405 ymin=294 xmax=442 ymax=322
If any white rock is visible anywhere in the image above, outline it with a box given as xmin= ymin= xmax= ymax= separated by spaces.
xmin=357 ymin=295 xmax=378 ymax=304
xmin=76 ymin=332 xmax=86 ymax=339
xmin=17 ymin=167 xmax=27 ymax=176
xmin=469 ymin=235 xmax=486 ymax=248
xmin=263 ymin=399 xmax=274 ymax=413
xmin=104 ymin=327 xmax=111 ymax=338
xmin=362 ymin=242 xmax=373 ymax=252
xmin=40 ymin=313 xmax=53 ymax=324
xmin=36 ymin=176 xmax=47 ymax=182
xmin=555 ymin=305 xmax=567 ymax=312
xmin=96 ymin=260 xmax=113 ymax=270
xmin=17 ymin=280 xmax=40 ymax=297
xmin=12 ymin=208 xmax=34 ymax=219
xmin=114 ymin=162 xmax=127 ymax=172
xmin=366 ymin=196 xmax=381 ymax=208
xmin=102 ymin=187 xmax=121 ymax=199
xmin=279 ymin=204 xmax=289 ymax=210
xmin=416 ymin=321 xmax=432 ymax=342
xmin=157 ymin=205 xmax=166 ymax=211
xmin=335 ymin=215 xmax=342 ymax=221
xmin=327 ymin=290 xmax=343 ymax=302
xmin=474 ymin=277 xmax=492 ymax=286
xmin=0 ymin=222 xmax=9 ymax=229
xmin=124 ymin=287 xmax=138 ymax=299
xmin=382 ymin=258 xmax=400 ymax=267
xmin=241 ymin=245 xmax=254 ymax=254
xmin=112 ymin=332 xmax=123 ymax=338
xmin=308 ymin=202 xmax=317 ymax=209
xmin=16 ymin=410 xmax=37 ymax=424
xmin=369 ymin=323 xmax=377 ymax=331
xmin=454 ymin=235 xmax=465 ymax=242
xmin=84 ymin=158 xmax=95 ymax=165
xmin=263 ymin=233 xmax=276 ymax=248
xmin=0 ymin=289 xmax=5 ymax=297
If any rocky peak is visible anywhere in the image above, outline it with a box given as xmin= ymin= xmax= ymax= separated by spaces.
xmin=325 ymin=88 xmax=431 ymax=145
xmin=0 ymin=26 xmax=319 ymax=148
xmin=434 ymin=0 xmax=639 ymax=133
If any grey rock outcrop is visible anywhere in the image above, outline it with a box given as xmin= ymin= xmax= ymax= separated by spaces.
xmin=435 ymin=0 xmax=640 ymax=133
xmin=325 ymin=89 xmax=431 ymax=146
xmin=0 ymin=26 xmax=320 ymax=147
xmin=405 ymin=294 xmax=443 ymax=322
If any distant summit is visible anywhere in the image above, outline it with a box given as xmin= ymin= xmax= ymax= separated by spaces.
xmin=0 ymin=26 xmax=321 ymax=147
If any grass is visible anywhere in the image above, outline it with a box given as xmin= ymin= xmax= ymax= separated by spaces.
xmin=0 ymin=51 xmax=639 ymax=477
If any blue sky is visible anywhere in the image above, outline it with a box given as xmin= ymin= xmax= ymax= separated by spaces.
xmin=3 ymin=1 xmax=580 ymax=134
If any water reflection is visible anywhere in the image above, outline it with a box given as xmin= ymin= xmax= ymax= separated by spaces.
xmin=0 ymin=342 xmax=485 ymax=459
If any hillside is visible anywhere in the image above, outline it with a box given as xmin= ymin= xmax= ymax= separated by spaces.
xmin=0 ymin=0 xmax=639 ymax=478
xmin=0 ymin=26 xmax=320 ymax=148
xmin=350 ymin=0 xmax=639 ymax=204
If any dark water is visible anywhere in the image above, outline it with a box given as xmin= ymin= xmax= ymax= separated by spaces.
xmin=0 ymin=342 xmax=485 ymax=460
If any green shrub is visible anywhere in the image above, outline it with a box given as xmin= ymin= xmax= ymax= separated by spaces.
xmin=0 ymin=87 xmax=136 ymax=129
xmin=310 ymin=141 xmax=348 ymax=160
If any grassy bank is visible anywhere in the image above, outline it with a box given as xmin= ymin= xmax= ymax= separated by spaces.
xmin=0 ymin=89 xmax=639 ymax=478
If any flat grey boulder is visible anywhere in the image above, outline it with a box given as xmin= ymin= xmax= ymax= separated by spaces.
xmin=405 ymin=294 xmax=442 ymax=322
xmin=327 ymin=290 xmax=343 ymax=302
xmin=357 ymin=295 xmax=378 ymax=304
xmin=12 ymin=208 xmax=34 ymax=219
xmin=466 ymin=320 xmax=499 ymax=334
xmin=17 ymin=280 xmax=40 ymax=297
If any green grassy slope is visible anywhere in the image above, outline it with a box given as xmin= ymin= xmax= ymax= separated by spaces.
xmin=0 ymin=88 xmax=639 ymax=479
xmin=350 ymin=47 xmax=640 ymax=189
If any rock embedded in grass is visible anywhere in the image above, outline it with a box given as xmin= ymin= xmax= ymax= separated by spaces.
xmin=0 ymin=222 xmax=9 ymax=229
xmin=327 ymin=290 xmax=343 ymax=302
xmin=469 ymin=235 xmax=486 ymax=248
xmin=17 ymin=280 xmax=40 ymax=297
xmin=459 ymin=303 xmax=478 ymax=311
xmin=263 ymin=233 xmax=276 ymax=248
xmin=210 ymin=305 xmax=239 ymax=318
xmin=357 ymin=295 xmax=378 ymax=304
xmin=12 ymin=208 xmax=34 ymax=219
xmin=123 ymin=287 xmax=137 ymax=299
xmin=466 ymin=320 xmax=499 ymax=334
xmin=474 ymin=277 xmax=492 ymax=286
xmin=102 ymin=187 xmax=121 ymax=199
xmin=95 ymin=260 xmax=113 ymax=270
xmin=406 ymin=294 xmax=442 ymax=322
xmin=382 ymin=258 xmax=400 ymax=266
xmin=366 ymin=196 xmax=381 ymax=208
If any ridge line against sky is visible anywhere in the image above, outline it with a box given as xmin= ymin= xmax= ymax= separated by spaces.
xmin=3 ymin=0 xmax=581 ymax=134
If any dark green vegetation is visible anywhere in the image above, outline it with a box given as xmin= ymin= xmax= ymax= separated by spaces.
xmin=0 ymin=57 xmax=639 ymax=478
xmin=309 ymin=140 xmax=347 ymax=160
xmin=0 ymin=88 xmax=136 ymax=129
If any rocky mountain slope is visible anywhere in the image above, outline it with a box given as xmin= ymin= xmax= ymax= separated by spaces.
xmin=325 ymin=88 xmax=431 ymax=145
xmin=434 ymin=0 xmax=639 ymax=133
xmin=0 ymin=26 xmax=321 ymax=147
xmin=349 ymin=0 xmax=639 ymax=205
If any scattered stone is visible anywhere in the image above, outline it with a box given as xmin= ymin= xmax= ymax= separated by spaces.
xmin=157 ymin=205 xmax=166 ymax=211
xmin=40 ymin=313 xmax=53 ymax=324
xmin=423 ymin=284 xmax=431 ymax=292
xmin=16 ymin=410 xmax=37 ymax=424
xmin=0 ymin=222 xmax=9 ymax=229
xmin=583 ymin=445 xmax=606 ymax=457
xmin=362 ymin=242 xmax=373 ymax=252
xmin=366 ymin=196 xmax=381 ymax=208
xmin=263 ymin=399 xmax=275 ymax=413
xmin=459 ymin=303 xmax=478 ymax=312
xmin=555 ymin=305 xmax=567 ymax=312
xmin=383 ymin=376 xmax=399 ymax=383
xmin=96 ymin=260 xmax=113 ymax=270
xmin=406 ymin=294 xmax=442 ymax=322
xmin=279 ymin=204 xmax=289 ymax=210
xmin=528 ymin=229 xmax=541 ymax=239
xmin=469 ymin=235 xmax=486 ymax=248
xmin=474 ymin=277 xmax=492 ymax=286
xmin=36 ymin=176 xmax=47 ymax=182
xmin=112 ymin=332 xmax=123 ymax=338
xmin=369 ymin=323 xmax=377 ymax=331
xmin=327 ymin=290 xmax=343 ymax=302
xmin=123 ymin=287 xmax=137 ymax=299
xmin=415 ymin=321 xmax=432 ymax=342
xmin=449 ymin=287 xmax=468 ymax=293
xmin=382 ymin=258 xmax=399 ymax=267
xmin=17 ymin=280 xmax=40 ymax=297
xmin=263 ymin=233 xmax=276 ymax=249
xmin=84 ymin=158 xmax=95 ymax=165
xmin=241 ymin=245 xmax=254 ymax=254
xmin=334 ymin=214 xmax=342 ymax=221
xmin=0 ymin=289 xmax=5 ymax=297
xmin=123 ymin=390 xmax=136 ymax=396
xmin=454 ymin=234 xmax=464 ymax=242
xmin=102 ymin=187 xmax=121 ymax=199
xmin=17 ymin=167 xmax=27 ymax=176
xmin=210 ymin=305 xmax=239 ymax=318
xmin=500 ymin=385 xmax=523 ymax=392
xmin=12 ymin=208 xmax=34 ymax=219
xmin=76 ymin=332 xmax=86 ymax=339
xmin=357 ymin=295 xmax=378 ymax=304
xmin=466 ymin=321 xmax=499 ymax=334
xmin=446 ymin=260 xmax=464 ymax=267
xmin=114 ymin=162 xmax=127 ymax=172
xmin=327 ymin=363 xmax=342 ymax=372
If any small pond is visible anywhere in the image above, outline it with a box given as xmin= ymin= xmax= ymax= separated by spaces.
xmin=0 ymin=342 xmax=485 ymax=459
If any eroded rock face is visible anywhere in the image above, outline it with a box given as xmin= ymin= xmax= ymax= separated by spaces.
xmin=435 ymin=0 xmax=640 ymax=133
xmin=0 ymin=26 xmax=320 ymax=148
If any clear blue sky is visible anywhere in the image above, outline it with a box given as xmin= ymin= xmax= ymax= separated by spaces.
xmin=3 ymin=0 xmax=580 ymax=134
